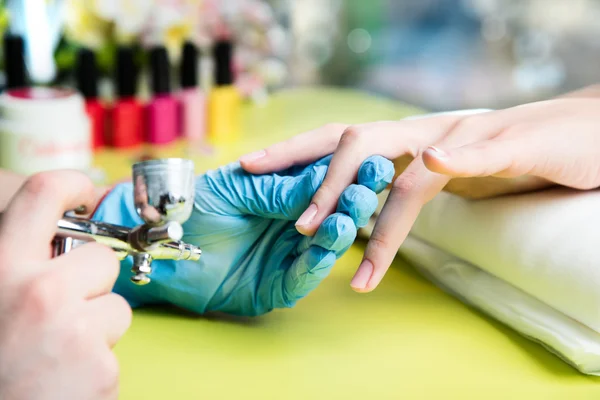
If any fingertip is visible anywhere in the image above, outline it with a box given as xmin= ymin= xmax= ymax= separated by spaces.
xmin=351 ymin=286 xmax=373 ymax=294
xmin=337 ymin=184 xmax=378 ymax=228
xmin=298 ymin=246 xmax=336 ymax=275
xmin=239 ymin=149 xmax=267 ymax=164
xmin=295 ymin=223 xmax=319 ymax=236
xmin=315 ymin=213 xmax=357 ymax=252
xmin=308 ymin=247 xmax=337 ymax=274
xmin=357 ymin=155 xmax=395 ymax=193
xmin=422 ymin=146 xmax=451 ymax=174
xmin=239 ymin=149 xmax=295 ymax=175
xmin=239 ymin=159 xmax=268 ymax=174
xmin=350 ymin=259 xmax=374 ymax=292
xmin=284 ymin=246 xmax=337 ymax=304
xmin=295 ymin=203 xmax=320 ymax=235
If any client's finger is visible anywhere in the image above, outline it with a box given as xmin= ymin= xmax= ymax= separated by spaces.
xmin=282 ymin=246 xmax=336 ymax=306
xmin=423 ymin=140 xmax=529 ymax=179
xmin=239 ymin=123 xmax=349 ymax=174
xmin=295 ymin=213 xmax=356 ymax=257
xmin=294 ymin=119 xmax=453 ymax=237
xmin=351 ymin=159 xmax=449 ymax=293
xmin=294 ymin=125 xmax=378 ymax=236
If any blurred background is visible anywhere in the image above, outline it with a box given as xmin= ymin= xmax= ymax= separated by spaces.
xmin=1 ymin=0 xmax=600 ymax=110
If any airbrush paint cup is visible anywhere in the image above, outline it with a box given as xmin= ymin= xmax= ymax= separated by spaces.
xmin=132 ymin=158 xmax=195 ymax=225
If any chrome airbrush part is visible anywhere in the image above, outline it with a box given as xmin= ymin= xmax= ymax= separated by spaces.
xmin=49 ymin=158 xmax=201 ymax=285
xmin=133 ymin=158 xmax=195 ymax=225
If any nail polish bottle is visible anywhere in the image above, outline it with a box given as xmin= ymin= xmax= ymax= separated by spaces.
xmin=147 ymin=46 xmax=178 ymax=145
xmin=3 ymin=33 xmax=27 ymax=90
xmin=179 ymin=41 xmax=206 ymax=141
xmin=208 ymin=40 xmax=241 ymax=143
xmin=76 ymin=48 xmax=106 ymax=149
xmin=110 ymin=47 xmax=143 ymax=148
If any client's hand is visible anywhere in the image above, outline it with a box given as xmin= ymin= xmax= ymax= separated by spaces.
xmin=239 ymin=92 xmax=600 ymax=294
xmin=93 ymin=156 xmax=394 ymax=316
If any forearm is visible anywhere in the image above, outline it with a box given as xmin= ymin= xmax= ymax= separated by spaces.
xmin=557 ymin=84 xmax=600 ymax=99
xmin=0 ymin=170 xmax=26 ymax=211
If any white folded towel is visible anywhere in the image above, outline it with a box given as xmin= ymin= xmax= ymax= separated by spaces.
xmin=361 ymin=187 xmax=600 ymax=375
xmin=411 ymin=188 xmax=600 ymax=333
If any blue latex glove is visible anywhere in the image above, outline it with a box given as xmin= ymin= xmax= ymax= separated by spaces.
xmin=93 ymin=156 xmax=394 ymax=316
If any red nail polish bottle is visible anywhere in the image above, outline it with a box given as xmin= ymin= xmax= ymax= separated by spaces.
xmin=110 ymin=47 xmax=143 ymax=149
xmin=76 ymin=48 xmax=106 ymax=150
xmin=147 ymin=46 xmax=178 ymax=145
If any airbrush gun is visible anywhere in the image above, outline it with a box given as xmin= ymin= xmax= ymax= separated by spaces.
xmin=51 ymin=158 xmax=201 ymax=285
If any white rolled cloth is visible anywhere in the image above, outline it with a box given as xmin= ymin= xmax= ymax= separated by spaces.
xmin=361 ymin=187 xmax=600 ymax=375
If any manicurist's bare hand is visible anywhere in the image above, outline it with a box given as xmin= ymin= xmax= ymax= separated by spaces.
xmin=0 ymin=171 xmax=131 ymax=400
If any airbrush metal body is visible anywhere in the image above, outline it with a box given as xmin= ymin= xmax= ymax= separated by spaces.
xmin=51 ymin=158 xmax=201 ymax=285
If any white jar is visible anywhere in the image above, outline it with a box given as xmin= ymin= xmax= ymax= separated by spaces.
xmin=0 ymin=87 xmax=91 ymax=176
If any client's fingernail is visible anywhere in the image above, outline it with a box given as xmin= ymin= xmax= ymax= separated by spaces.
xmin=240 ymin=150 xmax=266 ymax=163
xmin=426 ymin=146 xmax=448 ymax=159
xmin=351 ymin=260 xmax=374 ymax=292
xmin=296 ymin=204 xmax=318 ymax=227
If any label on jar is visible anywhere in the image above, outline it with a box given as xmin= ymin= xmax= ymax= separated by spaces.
xmin=0 ymin=128 xmax=91 ymax=175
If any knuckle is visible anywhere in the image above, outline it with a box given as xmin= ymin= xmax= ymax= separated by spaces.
xmin=368 ymin=232 xmax=392 ymax=255
xmin=340 ymin=125 xmax=366 ymax=145
xmin=314 ymin=181 xmax=340 ymax=204
xmin=21 ymin=277 xmax=60 ymax=321
xmin=369 ymin=232 xmax=389 ymax=250
xmin=23 ymin=172 xmax=59 ymax=199
xmin=453 ymin=115 xmax=487 ymax=133
xmin=497 ymin=123 xmax=530 ymax=139
xmin=392 ymin=173 xmax=420 ymax=196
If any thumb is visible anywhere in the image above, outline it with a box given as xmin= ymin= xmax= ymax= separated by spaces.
xmin=422 ymin=140 xmax=527 ymax=179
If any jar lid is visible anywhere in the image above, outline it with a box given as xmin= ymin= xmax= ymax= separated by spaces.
xmin=0 ymin=87 xmax=86 ymax=123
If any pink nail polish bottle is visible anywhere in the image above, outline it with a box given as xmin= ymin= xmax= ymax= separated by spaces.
xmin=147 ymin=46 xmax=178 ymax=145
xmin=178 ymin=41 xmax=206 ymax=141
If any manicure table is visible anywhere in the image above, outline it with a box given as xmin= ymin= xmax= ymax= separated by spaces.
xmin=94 ymin=88 xmax=600 ymax=399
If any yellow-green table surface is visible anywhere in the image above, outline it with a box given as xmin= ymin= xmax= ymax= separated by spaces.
xmin=94 ymin=88 xmax=600 ymax=399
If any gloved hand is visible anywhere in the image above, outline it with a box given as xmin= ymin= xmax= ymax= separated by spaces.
xmin=92 ymin=156 xmax=394 ymax=316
